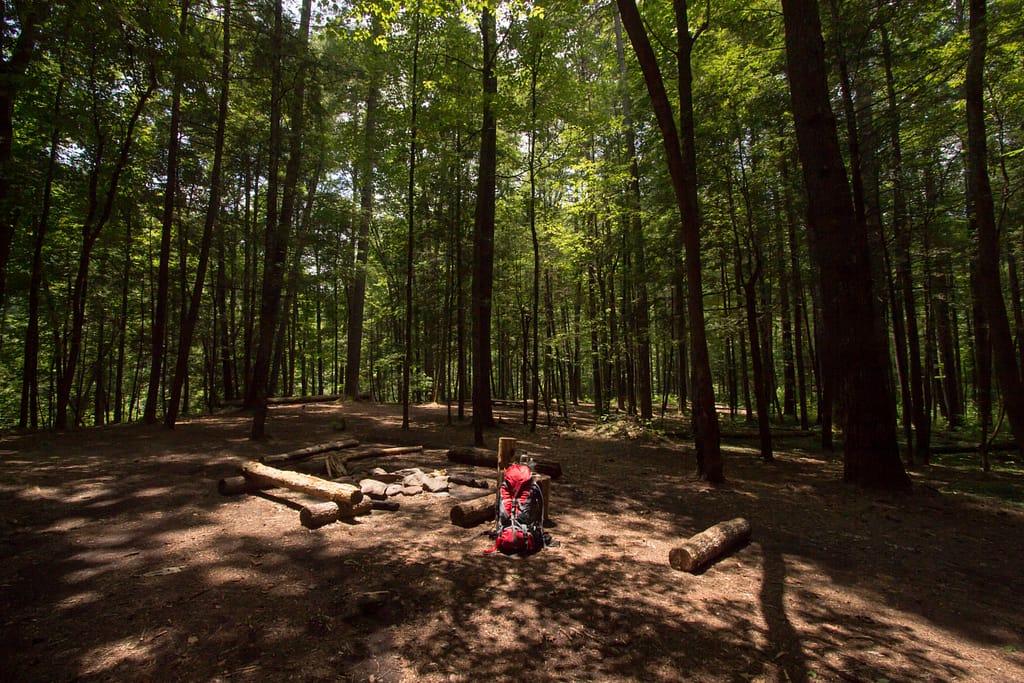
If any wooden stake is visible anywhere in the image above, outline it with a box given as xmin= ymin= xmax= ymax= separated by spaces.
xmin=497 ymin=437 xmax=516 ymax=472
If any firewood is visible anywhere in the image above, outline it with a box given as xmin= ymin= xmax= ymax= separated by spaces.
xmin=262 ymin=438 xmax=360 ymax=465
xmin=450 ymin=493 xmax=496 ymax=528
xmin=325 ymin=444 xmax=424 ymax=477
xmin=241 ymin=461 xmax=363 ymax=506
xmin=300 ymin=501 xmax=340 ymax=529
xmin=669 ymin=518 xmax=751 ymax=573
xmin=446 ymin=446 xmax=563 ymax=479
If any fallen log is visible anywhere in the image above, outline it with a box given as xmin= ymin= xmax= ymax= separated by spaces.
xmin=241 ymin=461 xmax=363 ymax=506
xmin=300 ymin=501 xmax=340 ymax=529
xmin=450 ymin=493 xmax=496 ymax=528
xmin=325 ymin=445 xmax=424 ymax=477
xmin=669 ymin=518 xmax=751 ymax=573
xmin=446 ymin=446 xmax=563 ymax=480
xmin=371 ymin=500 xmax=401 ymax=512
xmin=262 ymin=438 xmax=360 ymax=465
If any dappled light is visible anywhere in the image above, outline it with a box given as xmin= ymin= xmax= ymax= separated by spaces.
xmin=2 ymin=402 xmax=1023 ymax=681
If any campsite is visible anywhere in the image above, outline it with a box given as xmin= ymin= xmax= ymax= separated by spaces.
xmin=2 ymin=400 xmax=1022 ymax=681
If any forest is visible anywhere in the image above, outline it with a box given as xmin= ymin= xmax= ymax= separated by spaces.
xmin=2 ymin=0 xmax=1023 ymax=489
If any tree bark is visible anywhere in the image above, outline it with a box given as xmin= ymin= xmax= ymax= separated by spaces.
xmin=450 ymin=493 xmax=495 ymax=528
xmin=669 ymin=518 xmax=751 ymax=573
xmin=166 ymin=0 xmax=229 ymax=427
xmin=251 ymin=0 xmax=312 ymax=438
xmin=781 ymin=0 xmax=909 ymax=489
xmin=616 ymin=0 xmax=722 ymax=482
xmin=471 ymin=6 xmax=498 ymax=446
xmin=240 ymin=461 xmax=363 ymax=506
xmin=0 ymin=1 xmax=40 ymax=309
xmin=965 ymin=0 xmax=1024 ymax=452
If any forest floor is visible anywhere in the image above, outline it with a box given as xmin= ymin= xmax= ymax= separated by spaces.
xmin=2 ymin=400 xmax=1023 ymax=682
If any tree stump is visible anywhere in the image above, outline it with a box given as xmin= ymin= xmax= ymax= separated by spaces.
xmin=533 ymin=473 xmax=551 ymax=522
xmin=450 ymin=493 xmax=496 ymax=528
xmin=240 ymin=461 xmax=363 ymax=506
xmin=669 ymin=518 xmax=751 ymax=573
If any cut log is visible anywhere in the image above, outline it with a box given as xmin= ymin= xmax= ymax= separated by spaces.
xmin=446 ymin=446 xmax=563 ymax=479
xmin=325 ymin=444 xmax=424 ymax=477
xmin=669 ymin=518 xmax=752 ymax=573
xmin=371 ymin=500 xmax=400 ymax=512
xmin=450 ymin=493 xmax=496 ymax=528
xmin=262 ymin=438 xmax=360 ymax=465
xmin=338 ymin=497 xmax=373 ymax=518
xmin=300 ymin=501 xmax=340 ymax=529
xmin=241 ymin=461 xmax=363 ymax=506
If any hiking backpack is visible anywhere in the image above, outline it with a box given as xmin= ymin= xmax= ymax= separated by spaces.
xmin=485 ymin=462 xmax=545 ymax=555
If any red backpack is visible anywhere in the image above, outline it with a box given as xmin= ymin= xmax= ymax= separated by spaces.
xmin=485 ymin=463 xmax=546 ymax=555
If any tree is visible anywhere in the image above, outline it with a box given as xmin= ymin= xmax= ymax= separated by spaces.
xmin=471 ymin=4 xmax=498 ymax=446
xmin=780 ymin=0 xmax=910 ymax=489
xmin=615 ymin=0 xmax=722 ymax=482
xmin=965 ymin=0 xmax=1024 ymax=453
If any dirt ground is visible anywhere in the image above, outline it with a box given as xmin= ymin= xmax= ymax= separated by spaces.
xmin=1 ymin=400 xmax=1023 ymax=682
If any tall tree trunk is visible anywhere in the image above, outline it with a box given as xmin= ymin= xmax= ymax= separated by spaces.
xmin=345 ymin=37 xmax=381 ymax=401
xmin=616 ymin=0 xmax=722 ymax=481
xmin=144 ymin=0 xmax=190 ymax=424
xmin=0 ymin=2 xmax=40 ymax=309
xmin=965 ymin=0 xmax=1024 ymax=451
xmin=614 ymin=9 xmax=653 ymax=421
xmin=882 ymin=25 xmax=930 ymax=463
xmin=166 ymin=0 xmax=230 ymax=427
xmin=472 ymin=5 xmax=498 ymax=446
xmin=251 ymin=0 xmax=311 ymax=438
xmin=403 ymin=14 xmax=421 ymax=430
xmin=781 ymin=0 xmax=909 ymax=489
xmin=55 ymin=62 xmax=155 ymax=430
xmin=20 ymin=63 xmax=63 ymax=430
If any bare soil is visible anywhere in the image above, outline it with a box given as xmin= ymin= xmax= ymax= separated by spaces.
xmin=1 ymin=401 xmax=1023 ymax=682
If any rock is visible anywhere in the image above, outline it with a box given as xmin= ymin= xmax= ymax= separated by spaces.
xmin=401 ymin=485 xmax=422 ymax=496
xmin=385 ymin=483 xmax=404 ymax=497
xmin=402 ymin=470 xmax=427 ymax=488
xmin=423 ymin=476 xmax=449 ymax=493
xmin=360 ymin=479 xmax=389 ymax=500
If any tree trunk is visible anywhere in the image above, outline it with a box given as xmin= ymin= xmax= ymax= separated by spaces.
xmin=403 ymin=17 xmax=421 ymax=430
xmin=616 ymin=0 xmax=721 ymax=481
xmin=781 ymin=0 xmax=909 ymax=489
xmin=0 ymin=4 xmax=40 ymax=309
xmin=471 ymin=6 xmax=498 ymax=446
xmin=344 ymin=86 xmax=378 ymax=400
xmin=55 ymin=66 xmax=155 ymax=430
xmin=143 ymin=0 xmax=190 ymax=424
xmin=166 ymin=0 xmax=229 ymax=427
xmin=965 ymin=0 xmax=1024 ymax=452
xmin=252 ymin=0 xmax=312 ymax=438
